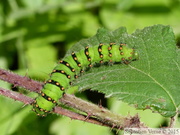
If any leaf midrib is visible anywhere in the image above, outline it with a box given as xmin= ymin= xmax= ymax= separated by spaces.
xmin=129 ymin=65 xmax=177 ymax=110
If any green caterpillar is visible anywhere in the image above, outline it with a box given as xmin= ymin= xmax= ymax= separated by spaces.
xmin=32 ymin=43 xmax=139 ymax=116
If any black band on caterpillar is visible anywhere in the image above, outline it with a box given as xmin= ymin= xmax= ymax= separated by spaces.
xmin=84 ymin=46 xmax=91 ymax=62
xmin=52 ymin=69 xmax=71 ymax=79
xmin=59 ymin=60 xmax=75 ymax=72
xmin=72 ymin=52 xmax=81 ymax=67
xmin=32 ymin=100 xmax=51 ymax=115
xmin=40 ymin=92 xmax=57 ymax=104
xmin=32 ymin=42 xmax=139 ymax=116
xmin=84 ymin=46 xmax=93 ymax=67
xmin=47 ymin=79 xmax=65 ymax=91
xmin=98 ymin=43 xmax=104 ymax=59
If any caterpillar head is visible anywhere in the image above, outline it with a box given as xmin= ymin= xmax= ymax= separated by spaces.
xmin=122 ymin=47 xmax=139 ymax=62
xmin=132 ymin=50 xmax=139 ymax=61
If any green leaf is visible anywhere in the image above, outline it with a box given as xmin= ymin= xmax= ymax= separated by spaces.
xmin=69 ymin=25 xmax=179 ymax=117
xmin=0 ymin=96 xmax=31 ymax=135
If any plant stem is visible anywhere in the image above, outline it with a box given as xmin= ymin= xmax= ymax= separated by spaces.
xmin=0 ymin=87 xmax=112 ymax=128
xmin=60 ymin=94 xmax=145 ymax=128
xmin=0 ymin=68 xmax=146 ymax=129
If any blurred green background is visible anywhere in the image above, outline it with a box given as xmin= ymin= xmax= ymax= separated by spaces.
xmin=0 ymin=0 xmax=180 ymax=135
